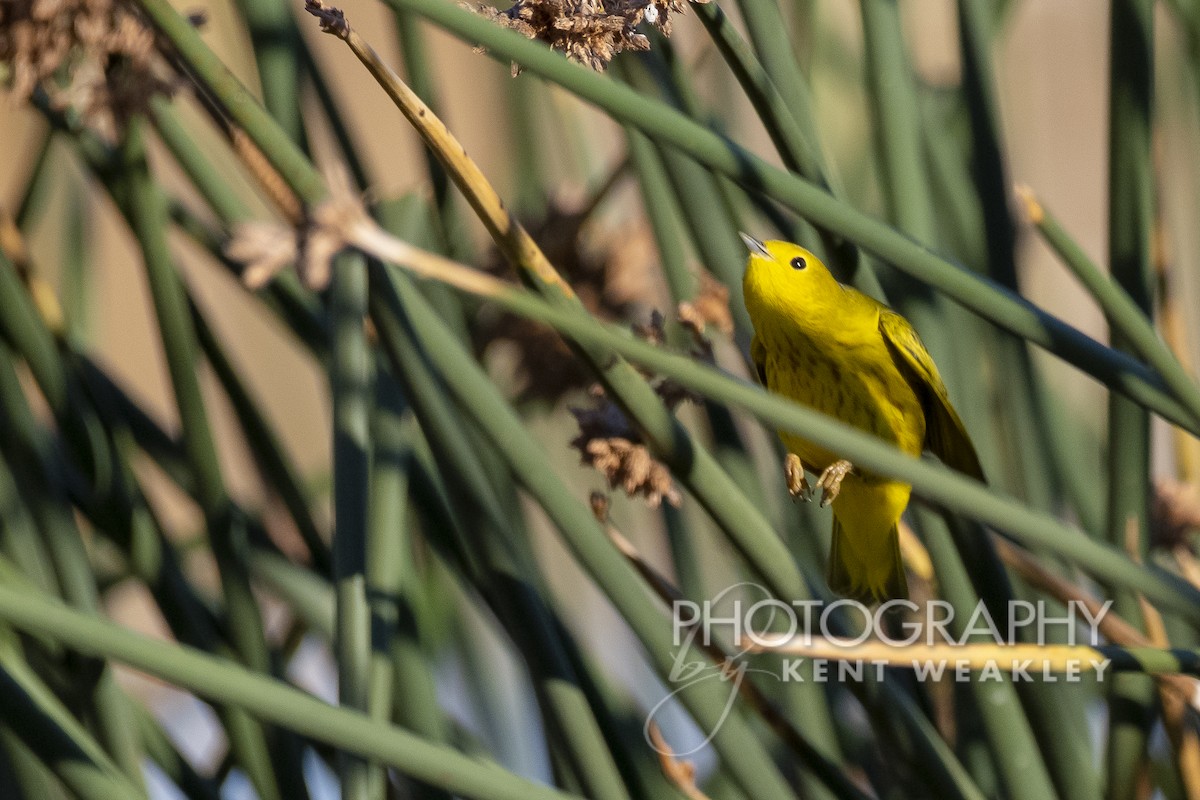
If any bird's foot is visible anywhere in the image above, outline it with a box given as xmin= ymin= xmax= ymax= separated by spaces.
xmin=785 ymin=454 xmax=812 ymax=501
xmin=816 ymin=460 xmax=853 ymax=507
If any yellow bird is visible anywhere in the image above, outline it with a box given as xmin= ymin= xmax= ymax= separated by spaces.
xmin=741 ymin=235 xmax=983 ymax=604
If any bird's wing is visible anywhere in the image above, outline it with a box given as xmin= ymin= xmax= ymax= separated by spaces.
xmin=878 ymin=310 xmax=985 ymax=481
xmin=750 ymin=333 xmax=769 ymax=386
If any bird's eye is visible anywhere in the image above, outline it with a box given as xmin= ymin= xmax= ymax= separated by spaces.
xmin=790 ymin=256 xmax=807 ymax=271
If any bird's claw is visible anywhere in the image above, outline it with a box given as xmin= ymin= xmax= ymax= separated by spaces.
xmin=816 ymin=460 xmax=853 ymax=507
xmin=785 ymin=454 xmax=812 ymax=501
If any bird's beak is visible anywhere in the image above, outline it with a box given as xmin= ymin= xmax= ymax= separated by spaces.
xmin=739 ymin=232 xmax=770 ymax=258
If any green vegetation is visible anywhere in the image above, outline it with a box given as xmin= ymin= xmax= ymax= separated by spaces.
xmin=1 ymin=1 xmax=1199 ymax=798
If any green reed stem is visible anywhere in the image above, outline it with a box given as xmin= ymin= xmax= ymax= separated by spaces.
xmin=134 ymin=0 xmax=325 ymax=203
xmin=0 ymin=345 xmax=146 ymax=793
xmin=0 ymin=581 xmax=584 ymax=800
xmin=0 ymin=635 xmax=142 ymax=800
xmin=917 ymin=509 xmax=1057 ymax=800
xmin=625 ymin=128 xmax=694 ymax=300
xmin=364 ymin=385 xmax=452 ymax=800
xmin=371 ymin=272 xmax=635 ymax=800
xmin=234 ymin=0 xmax=308 ymax=148
xmin=1023 ymin=191 xmax=1200 ymax=432
xmin=120 ymin=117 xmax=281 ymax=800
xmin=1104 ymin=0 xmax=1159 ymax=796
xmin=689 ymin=2 xmax=819 ymax=180
xmin=189 ymin=301 xmax=331 ymax=573
xmin=331 ymin=249 xmax=376 ymax=800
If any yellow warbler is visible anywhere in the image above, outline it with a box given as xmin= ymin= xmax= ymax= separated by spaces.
xmin=741 ymin=235 xmax=983 ymax=603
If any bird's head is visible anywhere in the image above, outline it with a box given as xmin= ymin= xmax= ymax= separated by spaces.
xmin=740 ymin=234 xmax=842 ymax=319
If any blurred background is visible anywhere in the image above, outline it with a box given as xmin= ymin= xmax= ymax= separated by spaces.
xmin=3 ymin=0 xmax=1200 ymax=797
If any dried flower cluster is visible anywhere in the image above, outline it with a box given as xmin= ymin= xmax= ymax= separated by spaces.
xmin=678 ymin=271 xmax=733 ymax=338
xmin=471 ymin=0 xmax=704 ymax=73
xmin=0 ymin=0 xmax=172 ymax=137
xmin=571 ymin=388 xmax=681 ymax=508
xmin=225 ymin=166 xmax=371 ymax=290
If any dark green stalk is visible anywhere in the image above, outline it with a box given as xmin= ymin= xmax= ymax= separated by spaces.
xmin=689 ymin=2 xmax=819 ymax=180
xmin=75 ymin=351 xmax=194 ymax=488
xmin=375 ymin=0 xmax=1196 ymax=432
xmin=134 ymin=0 xmax=324 ymax=203
xmin=920 ymin=97 xmax=987 ymax=265
xmin=364 ymin=386 xmax=452 ymax=800
xmin=60 ymin=180 xmax=90 ymax=345
xmin=508 ymin=76 xmax=551 ymax=217
xmin=731 ymin=0 xmax=823 ymax=160
xmin=0 ymin=581 xmax=585 ymax=800
xmin=1023 ymin=192 xmax=1200 ymax=426
xmin=331 ymin=250 xmax=375 ymax=800
xmin=364 ymin=390 xmax=405 ymax=800
xmin=955 ymin=0 xmax=1017 ymax=287
xmin=917 ymin=510 xmax=1057 ymax=800
xmin=0 ymin=642 xmax=142 ymax=800
xmin=119 ymin=117 xmax=281 ymax=800
xmin=0 ymin=347 xmax=146 ymax=793
xmin=860 ymin=0 xmax=936 ymax=245
xmin=624 ymin=128 xmax=693 ymax=300
xmin=0 ymin=249 xmax=67 ymax=411
xmin=1104 ymin=1 xmax=1158 ymax=796
xmin=234 ymin=0 xmax=309 ymax=148
xmin=189 ymin=300 xmax=331 ymax=573
xmin=0 ymin=726 xmax=66 ymax=800
xmin=0 ymin=458 xmax=59 ymax=598
xmin=371 ymin=273 xmax=633 ymax=800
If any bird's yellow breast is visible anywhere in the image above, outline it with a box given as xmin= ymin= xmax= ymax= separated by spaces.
xmin=756 ymin=319 xmax=925 ymax=475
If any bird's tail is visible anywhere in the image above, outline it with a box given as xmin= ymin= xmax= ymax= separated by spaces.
xmin=827 ymin=517 xmax=907 ymax=605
